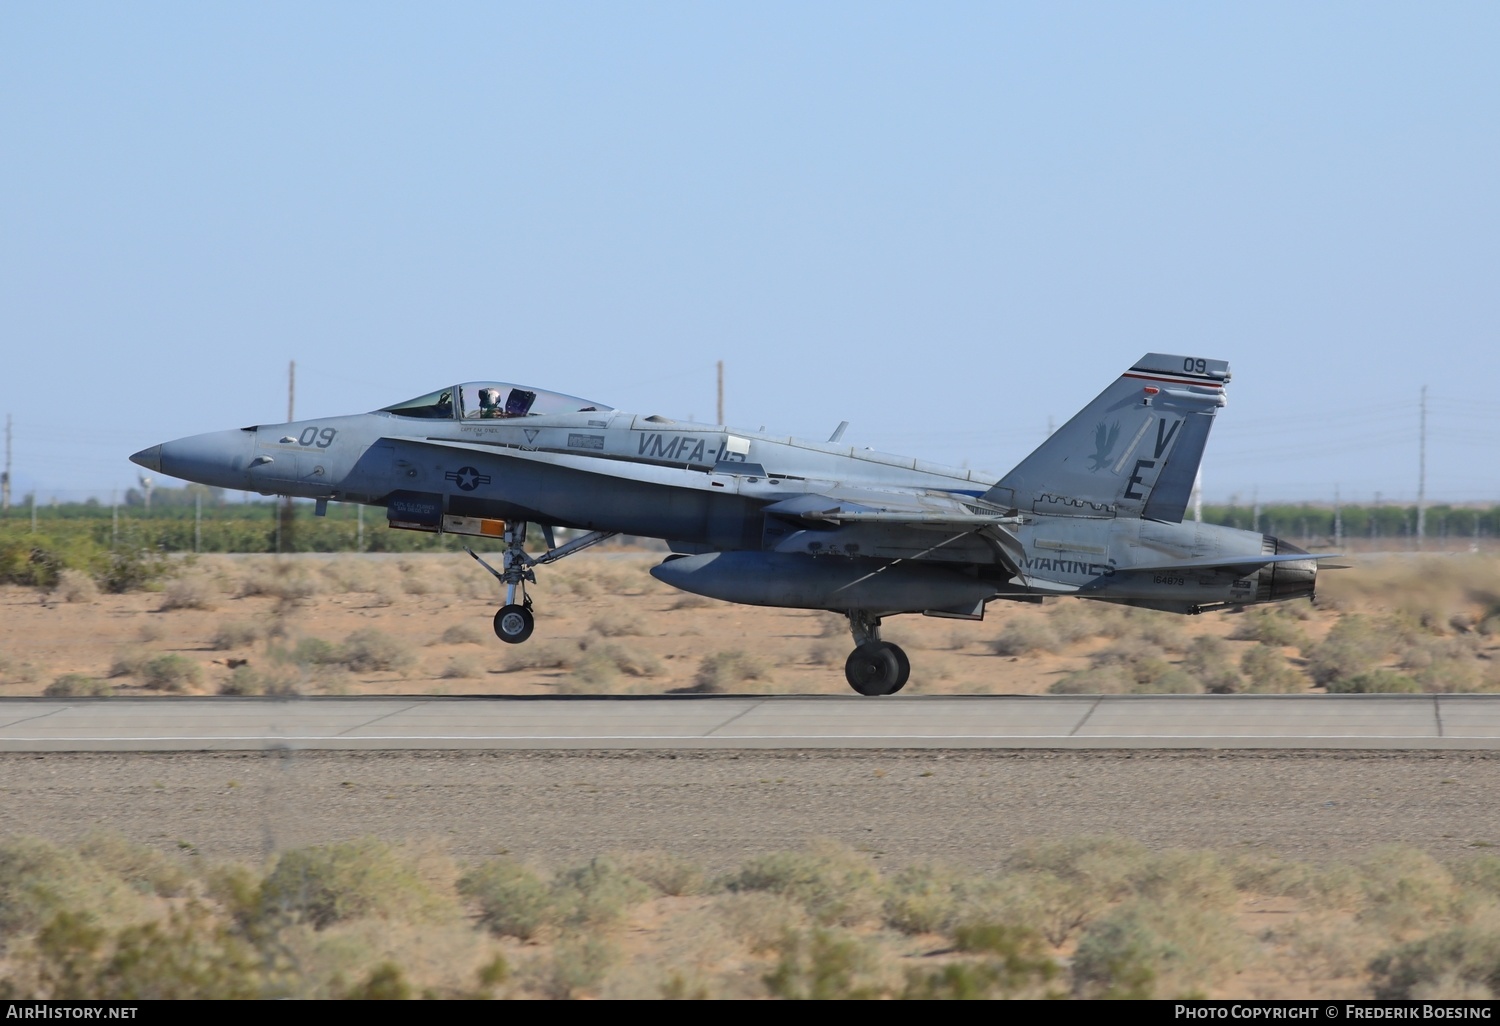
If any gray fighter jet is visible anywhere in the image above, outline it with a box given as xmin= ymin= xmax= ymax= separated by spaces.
xmin=131 ymin=353 xmax=1325 ymax=695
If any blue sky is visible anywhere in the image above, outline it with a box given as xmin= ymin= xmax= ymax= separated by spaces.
xmin=3 ymin=2 xmax=1496 ymax=504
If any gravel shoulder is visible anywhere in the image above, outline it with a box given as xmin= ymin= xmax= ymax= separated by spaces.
xmin=5 ymin=748 xmax=1499 ymax=870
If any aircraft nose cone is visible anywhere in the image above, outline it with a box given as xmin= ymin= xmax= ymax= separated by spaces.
xmin=130 ymin=444 xmax=163 ymax=473
xmin=142 ymin=429 xmax=256 ymax=490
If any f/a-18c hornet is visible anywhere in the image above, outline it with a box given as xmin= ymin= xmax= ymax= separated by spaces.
xmin=131 ymin=354 xmax=1330 ymax=696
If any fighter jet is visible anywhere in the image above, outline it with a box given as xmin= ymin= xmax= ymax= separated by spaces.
xmin=131 ymin=354 xmax=1325 ymax=696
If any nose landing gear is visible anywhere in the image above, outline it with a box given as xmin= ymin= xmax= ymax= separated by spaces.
xmin=465 ymin=521 xmax=618 ymax=644
xmin=842 ymin=610 xmax=909 ymax=696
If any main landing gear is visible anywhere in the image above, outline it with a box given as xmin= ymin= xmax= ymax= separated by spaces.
xmin=465 ymin=522 xmax=617 ymax=645
xmin=843 ymin=610 xmax=909 ymax=696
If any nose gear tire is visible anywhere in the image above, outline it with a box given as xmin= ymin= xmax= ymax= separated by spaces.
xmin=494 ymin=605 xmax=535 ymax=644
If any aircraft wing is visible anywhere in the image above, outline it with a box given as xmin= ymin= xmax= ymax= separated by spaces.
xmin=761 ymin=492 xmax=1024 ymax=528
xmin=761 ymin=492 xmax=1029 ymax=577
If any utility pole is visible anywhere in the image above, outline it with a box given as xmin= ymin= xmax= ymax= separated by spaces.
xmin=1416 ymin=385 xmax=1427 ymax=551
xmin=716 ymin=361 xmax=724 ymax=425
xmin=1333 ymin=484 xmax=1343 ymax=550
xmin=278 ymin=360 xmax=296 ymax=554
xmin=2 ymin=414 xmax=10 ymax=512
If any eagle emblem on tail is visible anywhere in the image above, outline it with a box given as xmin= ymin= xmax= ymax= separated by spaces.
xmin=1088 ymin=421 xmax=1120 ymax=472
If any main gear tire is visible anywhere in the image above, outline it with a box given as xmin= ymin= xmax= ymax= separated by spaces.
xmin=845 ymin=641 xmax=908 ymax=696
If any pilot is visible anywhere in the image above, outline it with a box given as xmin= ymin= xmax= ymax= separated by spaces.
xmin=478 ymin=388 xmax=503 ymax=418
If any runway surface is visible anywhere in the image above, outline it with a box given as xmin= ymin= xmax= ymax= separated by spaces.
xmin=3 ymin=693 xmax=1500 ymax=752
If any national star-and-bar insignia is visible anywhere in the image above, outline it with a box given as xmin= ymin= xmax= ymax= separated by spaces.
xmin=444 ymin=466 xmax=492 ymax=491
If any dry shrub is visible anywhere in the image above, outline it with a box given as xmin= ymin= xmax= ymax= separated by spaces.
xmin=1357 ymin=847 xmax=1463 ymax=931
xmin=716 ymin=892 xmax=807 ymax=954
xmin=159 ymin=575 xmax=220 ymax=612
xmin=1087 ymin=638 xmax=1200 ymax=693
xmin=1049 ymin=601 xmax=1120 ymax=645
xmin=55 ymin=569 xmax=99 ymax=604
xmin=763 ymin=926 xmax=891 ymax=1000
xmin=1067 ymin=848 xmax=1243 ymax=998
xmin=553 ymin=572 xmax=599 ymax=599
xmin=725 ymin=841 xmax=883 ymax=928
xmin=238 ymin=563 xmax=321 ymax=603
xmin=460 ymin=858 xmax=554 ymax=941
xmin=1001 ymin=837 xmax=1149 ymax=944
xmin=108 ymin=647 xmax=149 ymax=679
xmin=77 ymin=833 xmax=191 ymax=899
xmin=258 ymin=839 xmax=450 ymax=930
xmin=270 ymin=636 xmax=342 ymax=669
xmin=595 ymin=642 xmax=662 ymax=678
xmin=1070 ymin=899 xmax=1242 ymax=998
xmin=613 ymin=851 xmax=706 ymax=897
xmin=1049 ymin=666 xmax=1130 ymax=695
xmin=550 ymin=857 xmax=653 ymax=931
xmin=140 ymin=654 xmax=203 ymax=692
xmin=319 ymin=559 xmax=380 ymax=594
xmin=219 ymin=665 xmax=299 ymax=696
xmin=805 ymin=640 xmax=845 ymax=666
xmin=304 ymin=666 xmax=354 ymax=695
xmin=401 ymin=570 xmax=444 ymax=596
xmin=1126 ymin=609 xmax=1190 ymax=652
xmin=0 ymin=836 xmax=144 ymax=938
xmin=341 ymin=629 xmax=415 ymax=673
xmin=136 ymin=621 xmax=165 ymax=643
xmin=1182 ymin=635 xmax=1244 ymax=694
xmin=1399 ymin=635 xmax=1487 ymax=693
xmin=534 ymin=934 xmax=618 ymax=999
xmin=692 ymin=650 xmax=772 ymax=693
xmin=590 ymin=613 xmax=645 ymax=637
xmin=44 ymin=674 xmax=112 ymax=698
xmin=1414 ymin=658 xmax=1485 ymax=694
xmin=907 ymin=922 xmax=1060 ymax=999
xmin=1371 ymin=927 xmax=1500 ymax=999
xmin=210 ymin=620 xmax=262 ymax=651
xmin=1240 ymin=644 xmax=1304 ymax=693
xmin=1304 ymin=614 xmax=1389 ymax=687
xmin=1327 ymin=670 xmax=1421 ymax=694
xmin=441 ymin=654 xmax=485 ymax=680
xmin=500 ymin=642 xmax=576 ymax=673
xmin=568 ymin=649 xmax=619 ymax=689
xmin=883 ymin=862 xmax=964 ymax=935
xmin=439 ymin=623 xmax=485 ymax=646
xmin=1229 ymin=608 xmax=1309 ymax=648
xmin=669 ymin=593 xmax=713 ymax=610
xmin=990 ymin=618 xmax=1058 ymax=657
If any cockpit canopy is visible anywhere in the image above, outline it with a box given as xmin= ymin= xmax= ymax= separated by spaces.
xmin=379 ymin=383 xmax=613 ymax=420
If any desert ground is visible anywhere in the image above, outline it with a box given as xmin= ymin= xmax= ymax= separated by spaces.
xmin=3 ymin=546 xmax=1498 ymax=700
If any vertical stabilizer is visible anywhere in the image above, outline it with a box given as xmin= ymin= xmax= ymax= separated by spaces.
xmin=984 ymin=354 xmax=1229 ymax=522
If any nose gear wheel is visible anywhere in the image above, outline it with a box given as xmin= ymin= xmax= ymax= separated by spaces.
xmin=465 ymin=522 xmax=617 ymax=646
